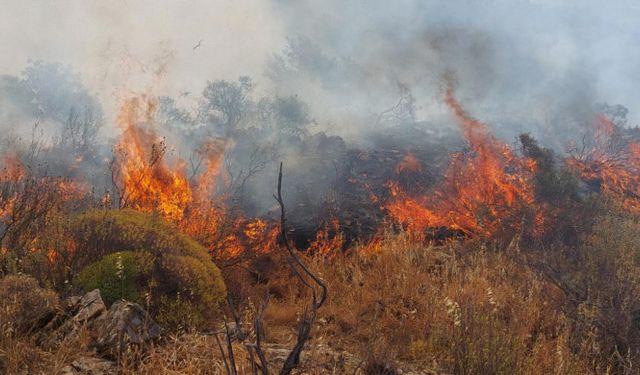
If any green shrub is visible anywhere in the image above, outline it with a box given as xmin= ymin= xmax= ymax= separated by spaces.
xmin=68 ymin=209 xmax=211 ymax=269
xmin=70 ymin=209 xmax=226 ymax=329
xmin=74 ymin=251 xmax=152 ymax=306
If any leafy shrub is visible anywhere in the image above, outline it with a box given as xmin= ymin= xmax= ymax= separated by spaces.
xmin=70 ymin=209 xmax=226 ymax=329
xmin=68 ymin=209 xmax=212 ymax=268
xmin=74 ymin=251 xmax=152 ymax=306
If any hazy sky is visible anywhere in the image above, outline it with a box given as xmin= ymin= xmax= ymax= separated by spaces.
xmin=1 ymin=0 xmax=639 ymax=129
xmin=0 ymin=0 xmax=284 ymax=107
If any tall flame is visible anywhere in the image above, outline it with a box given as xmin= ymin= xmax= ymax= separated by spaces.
xmin=111 ymin=96 xmax=282 ymax=260
xmin=114 ymin=96 xmax=192 ymax=221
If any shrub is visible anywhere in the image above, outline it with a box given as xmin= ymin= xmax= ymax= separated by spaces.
xmin=70 ymin=209 xmax=226 ymax=329
xmin=0 ymin=274 xmax=59 ymax=335
xmin=68 ymin=209 xmax=212 ymax=269
xmin=74 ymin=251 xmax=153 ymax=306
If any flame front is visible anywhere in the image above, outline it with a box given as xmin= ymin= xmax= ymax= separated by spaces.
xmin=112 ymin=96 xmax=281 ymax=260
xmin=385 ymin=87 xmax=541 ymax=238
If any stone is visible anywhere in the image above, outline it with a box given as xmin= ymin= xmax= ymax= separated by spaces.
xmin=74 ymin=289 xmax=108 ymax=322
xmin=93 ymin=300 xmax=162 ymax=358
xmin=37 ymin=289 xmax=108 ymax=348
xmin=38 ymin=289 xmax=161 ymax=359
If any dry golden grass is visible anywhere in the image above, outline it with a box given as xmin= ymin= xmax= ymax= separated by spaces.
xmin=292 ymin=231 xmax=590 ymax=374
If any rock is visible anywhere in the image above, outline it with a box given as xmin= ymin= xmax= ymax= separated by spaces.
xmin=223 ymin=321 xmax=246 ymax=342
xmin=60 ymin=356 xmax=116 ymax=375
xmin=38 ymin=289 xmax=161 ymax=359
xmin=264 ymin=343 xmax=363 ymax=374
xmin=38 ymin=289 xmax=108 ymax=348
xmin=93 ymin=300 xmax=161 ymax=358
xmin=74 ymin=289 xmax=108 ymax=322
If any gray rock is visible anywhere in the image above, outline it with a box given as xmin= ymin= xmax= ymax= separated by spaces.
xmin=38 ymin=289 xmax=161 ymax=359
xmin=93 ymin=300 xmax=162 ymax=358
xmin=74 ymin=290 xmax=107 ymax=322
xmin=38 ymin=289 xmax=108 ymax=348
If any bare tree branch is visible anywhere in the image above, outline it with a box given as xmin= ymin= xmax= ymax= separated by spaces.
xmin=273 ymin=162 xmax=328 ymax=375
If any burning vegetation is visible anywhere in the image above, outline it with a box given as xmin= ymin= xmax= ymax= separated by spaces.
xmin=567 ymin=113 xmax=640 ymax=213
xmin=384 ymin=88 xmax=542 ymax=240
xmin=2 ymin=69 xmax=640 ymax=374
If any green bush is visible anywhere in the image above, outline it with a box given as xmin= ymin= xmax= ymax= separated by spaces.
xmin=68 ymin=209 xmax=212 ymax=268
xmin=70 ymin=209 xmax=226 ymax=329
xmin=74 ymin=251 xmax=152 ymax=306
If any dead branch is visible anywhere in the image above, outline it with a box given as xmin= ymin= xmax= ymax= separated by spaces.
xmin=223 ymin=319 xmax=239 ymax=375
xmin=254 ymin=293 xmax=270 ymax=375
xmin=273 ymin=162 xmax=328 ymax=375
xmin=214 ymin=333 xmax=232 ymax=375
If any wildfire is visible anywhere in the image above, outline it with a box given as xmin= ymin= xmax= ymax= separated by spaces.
xmin=395 ymin=152 xmax=423 ymax=174
xmin=567 ymin=114 xmax=640 ymax=212
xmin=307 ymin=218 xmax=344 ymax=257
xmin=111 ymin=95 xmax=284 ymax=260
xmin=385 ymin=87 xmax=541 ymax=238
xmin=113 ymin=96 xmax=193 ymax=221
xmin=0 ymin=152 xmax=26 ymax=222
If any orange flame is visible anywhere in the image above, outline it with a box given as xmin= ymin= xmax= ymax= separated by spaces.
xmin=385 ymin=87 xmax=541 ymax=238
xmin=114 ymin=96 xmax=192 ymax=221
xmin=194 ymin=138 xmax=229 ymax=200
xmin=395 ymin=152 xmax=423 ymax=174
xmin=0 ymin=152 xmax=26 ymax=222
xmin=308 ymin=218 xmax=344 ymax=258
xmin=567 ymin=114 xmax=640 ymax=212
xmin=111 ymin=96 xmax=284 ymax=260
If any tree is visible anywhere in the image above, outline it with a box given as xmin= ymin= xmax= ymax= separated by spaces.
xmin=199 ymin=76 xmax=254 ymax=135
xmin=257 ymin=95 xmax=312 ymax=138
xmin=17 ymin=60 xmax=101 ymax=124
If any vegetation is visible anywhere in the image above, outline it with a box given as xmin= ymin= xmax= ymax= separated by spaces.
xmin=2 ymin=201 xmax=640 ymax=373
xmin=69 ymin=209 xmax=227 ymax=329
xmin=74 ymin=251 xmax=153 ymax=306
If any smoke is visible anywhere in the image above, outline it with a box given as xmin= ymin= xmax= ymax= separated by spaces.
xmin=2 ymin=0 xmax=639 ymax=139
xmin=0 ymin=0 xmax=285 ymax=128
xmin=267 ymin=0 xmax=640 ymax=145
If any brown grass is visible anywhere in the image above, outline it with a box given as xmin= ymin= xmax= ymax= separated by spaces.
xmin=296 ymin=231 xmax=588 ymax=374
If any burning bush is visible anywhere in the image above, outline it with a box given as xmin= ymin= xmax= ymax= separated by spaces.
xmin=69 ymin=209 xmax=226 ymax=329
xmin=567 ymin=114 xmax=640 ymax=214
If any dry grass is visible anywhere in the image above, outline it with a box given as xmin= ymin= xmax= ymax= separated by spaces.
xmin=291 ymin=231 xmax=589 ymax=374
